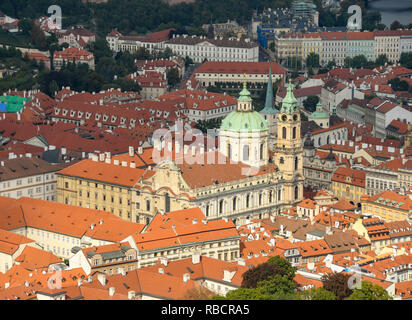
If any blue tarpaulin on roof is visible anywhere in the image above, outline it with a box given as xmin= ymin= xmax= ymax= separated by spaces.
xmin=0 ymin=103 xmax=7 ymax=112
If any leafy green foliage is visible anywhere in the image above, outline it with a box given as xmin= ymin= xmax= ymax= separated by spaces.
xmin=388 ymin=78 xmax=409 ymax=92
xmin=303 ymin=95 xmax=319 ymax=113
xmin=195 ymin=118 xmax=222 ymax=133
xmin=306 ymin=53 xmax=320 ymax=68
xmin=322 ymin=272 xmax=353 ymax=300
xmin=241 ymin=255 xmax=296 ymax=289
xmin=345 ymin=281 xmax=392 ymax=300
xmin=375 ymin=54 xmax=389 ymax=66
xmin=166 ymin=67 xmax=180 ymax=87
xmin=296 ymin=287 xmax=337 ymax=300
xmin=344 ymin=55 xmax=372 ymax=69
xmin=400 ymin=52 xmax=412 ymax=69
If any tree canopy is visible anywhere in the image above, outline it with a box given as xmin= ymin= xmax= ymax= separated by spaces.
xmin=345 ymin=281 xmax=392 ymax=300
xmin=321 ymin=272 xmax=353 ymax=300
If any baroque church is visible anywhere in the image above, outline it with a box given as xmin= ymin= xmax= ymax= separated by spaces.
xmin=132 ymin=74 xmax=304 ymax=225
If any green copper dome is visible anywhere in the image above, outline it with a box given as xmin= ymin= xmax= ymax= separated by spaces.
xmin=221 ymin=111 xmax=268 ymax=132
xmin=309 ymin=102 xmax=329 ymax=119
xmin=220 ymin=82 xmax=268 ymax=132
xmin=238 ymin=85 xmax=252 ymax=102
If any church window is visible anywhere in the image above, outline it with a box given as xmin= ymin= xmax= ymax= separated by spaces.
xmin=293 ymin=127 xmax=296 ymax=139
xmin=219 ymin=200 xmax=224 ymax=214
xmin=228 ymin=143 xmax=232 ymax=158
xmin=295 ymin=157 xmax=298 ymax=170
xmin=233 ymin=197 xmax=237 ymax=211
xmin=243 ymin=145 xmax=249 ymax=161
xmin=295 ymin=186 xmax=299 ymax=200
xmin=280 ymin=157 xmax=284 ymax=164
xmin=260 ymin=143 xmax=264 ymax=160
xmin=282 ymin=127 xmax=287 ymax=139
xmin=246 ymin=194 xmax=250 ymax=208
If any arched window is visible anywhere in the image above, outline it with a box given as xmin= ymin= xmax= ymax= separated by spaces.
xmin=165 ymin=193 xmax=170 ymax=212
xmin=233 ymin=197 xmax=237 ymax=211
xmin=295 ymin=186 xmax=299 ymax=200
xmin=260 ymin=143 xmax=264 ymax=160
xmin=206 ymin=205 xmax=209 ymax=217
xmin=295 ymin=156 xmax=298 ymax=170
xmin=282 ymin=127 xmax=287 ymax=139
xmin=280 ymin=157 xmax=284 ymax=164
xmin=278 ymin=189 xmax=281 ymax=201
xmin=243 ymin=145 xmax=249 ymax=161
xmin=326 ymin=135 xmax=330 ymax=144
xmin=219 ymin=200 xmax=224 ymax=214
xmin=269 ymin=191 xmax=272 ymax=203
xmin=292 ymin=127 xmax=296 ymax=139
xmin=259 ymin=193 xmax=262 ymax=206
xmin=227 ymin=143 xmax=232 ymax=159
xmin=146 ymin=200 xmax=150 ymax=211
xmin=246 ymin=194 xmax=250 ymax=208
xmin=318 ymin=137 xmax=321 ymax=145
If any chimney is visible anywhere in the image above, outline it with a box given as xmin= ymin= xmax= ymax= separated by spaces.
xmin=138 ymin=147 xmax=143 ymax=154
xmin=97 ymin=274 xmax=106 ymax=286
xmin=192 ymin=252 xmax=200 ymax=265
xmin=202 ymin=218 xmax=207 ymax=224
xmin=158 ymin=267 xmax=164 ymax=274
xmin=192 ymin=218 xmax=198 ymax=224
xmin=128 ymin=291 xmax=136 ymax=300
xmin=237 ymin=258 xmax=246 ymax=266
xmin=109 ymin=287 xmax=115 ymax=297
xmin=129 ymin=146 xmax=134 ymax=157
xmin=77 ymin=278 xmax=82 ymax=287
xmin=121 ymin=161 xmax=127 ymax=167
xmin=160 ymin=257 xmax=168 ymax=266
xmin=5 ymin=282 xmax=10 ymax=289
xmin=183 ymin=273 xmax=190 ymax=283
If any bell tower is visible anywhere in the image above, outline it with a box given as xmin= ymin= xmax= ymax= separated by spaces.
xmin=275 ymin=80 xmax=304 ymax=205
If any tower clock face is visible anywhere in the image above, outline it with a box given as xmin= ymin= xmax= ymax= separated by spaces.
xmin=282 ymin=115 xmax=287 ymax=121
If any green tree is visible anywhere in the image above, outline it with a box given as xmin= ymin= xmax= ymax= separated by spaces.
xmin=287 ymin=56 xmax=302 ymax=70
xmin=296 ymin=287 xmax=337 ymax=300
xmin=388 ymin=78 xmax=409 ymax=91
xmin=345 ymin=281 xmax=392 ymax=300
xmin=30 ymin=23 xmax=46 ymax=49
xmin=390 ymin=21 xmax=404 ymax=30
xmin=375 ymin=54 xmax=389 ymax=66
xmin=322 ymin=272 xmax=353 ymax=300
xmin=185 ymin=56 xmax=193 ymax=68
xmin=167 ymin=67 xmax=180 ymax=87
xmin=49 ymin=80 xmax=59 ymax=97
xmin=400 ymin=52 xmax=412 ymax=69
xmin=18 ymin=18 xmax=32 ymax=35
xmin=328 ymin=60 xmax=336 ymax=68
xmin=303 ymin=95 xmax=319 ymax=113
xmin=241 ymin=255 xmax=295 ymax=288
xmin=306 ymin=53 xmax=320 ymax=68
xmin=161 ymin=47 xmax=173 ymax=59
